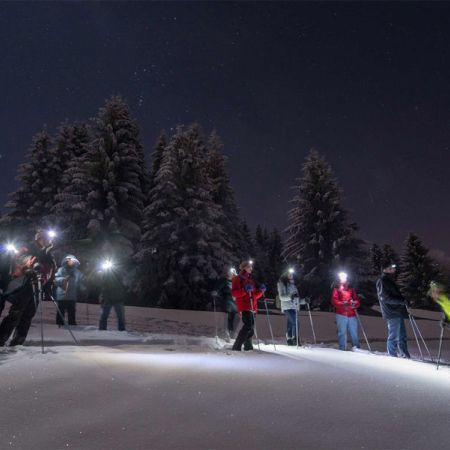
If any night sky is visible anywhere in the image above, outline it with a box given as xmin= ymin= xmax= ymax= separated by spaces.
xmin=1 ymin=2 xmax=450 ymax=253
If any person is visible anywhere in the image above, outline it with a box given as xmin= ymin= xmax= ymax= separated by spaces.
xmin=54 ymin=255 xmax=86 ymax=326
xmin=429 ymin=281 xmax=450 ymax=328
xmin=277 ymin=269 xmax=300 ymax=346
xmin=0 ymin=230 xmax=56 ymax=346
xmin=97 ymin=262 xmax=126 ymax=331
xmin=331 ymin=272 xmax=360 ymax=351
xmin=376 ymin=262 xmax=410 ymax=358
xmin=231 ymin=260 xmax=265 ymax=351
xmin=215 ymin=267 xmax=238 ymax=340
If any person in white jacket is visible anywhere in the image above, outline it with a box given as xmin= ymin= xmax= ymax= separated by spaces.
xmin=277 ymin=269 xmax=300 ymax=346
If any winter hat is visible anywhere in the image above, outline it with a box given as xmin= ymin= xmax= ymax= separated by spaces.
xmin=382 ymin=260 xmax=397 ymax=270
xmin=63 ymin=254 xmax=80 ymax=266
xmin=239 ymin=260 xmax=253 ymax=271
xmin=34 ymin=229 xmax=45 ymax=241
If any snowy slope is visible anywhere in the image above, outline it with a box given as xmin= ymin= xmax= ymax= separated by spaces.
xmin=0 ymin=303 xmax=449 ymax=450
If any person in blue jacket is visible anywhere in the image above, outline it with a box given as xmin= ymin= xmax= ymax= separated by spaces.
xmin=54 ymin=255 xmax=86 ymax=326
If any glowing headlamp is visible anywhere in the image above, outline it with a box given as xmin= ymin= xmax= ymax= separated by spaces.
xmin=6 ymin=243 xmax=18 ymax=254
xmin=338 ymin=271 xmax=348 ymax=283
xmin=101 ymin=259 xmax=114 ymax=271
xmin=288 ymin=268 xmax=295 ymax=275
xmin=249 ymin=260 xmax=254 ymax=265
xmin=47 ymin=230 xmax=57 ymax=239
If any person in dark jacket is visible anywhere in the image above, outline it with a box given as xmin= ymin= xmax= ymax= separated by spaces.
xmin=376 ymin=262 xmax=410 ymax=358
xmin=0 ymin=230 xmax=56 ymax=346
xmin=54 ymin=255 xmax=86 ymax=326
xmin=231 ymin=260 xmax=265 ymax=351
xmin=215 ymin=267 xmax=238 ymax=340
xmin=97 ymin=260 xmax=126 ymax=331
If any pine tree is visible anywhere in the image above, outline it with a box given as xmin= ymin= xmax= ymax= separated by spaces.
xmin=149 ymin=130 xmax=167 ymax=189
xmin=83 ymin=96 xmax=147 ymax=257
xmin=284 ymin=149 xmax=360 ymax=303
xmin=381 ymin=244 xmax=399 ymax=269
xmin=370 ymin=243 xmax=383 ymax=275
xmin=2 ymin=129 xmax=60 ymax=236
xmin=139 ymin=125 xmax=234 ymax=309
xmin=206 ymin=130 xmax=249 ymax=261
xmin=398 ymin=233 xmax=438 ymax=307
xmin=49 ymin=122 xmax=91 ymax=239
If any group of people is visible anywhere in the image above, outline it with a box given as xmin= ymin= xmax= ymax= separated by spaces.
xmin=216 ymin=259 xmax=450 ymax=356
xmin=0 ymin=229 xmax=127 ymax=348
xmin=1 ymin=230 xmax=449 ymax=355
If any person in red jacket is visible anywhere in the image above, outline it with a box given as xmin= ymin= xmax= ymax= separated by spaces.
xmin=331 ymin=272 xmax=360 ymax=351
xmin=231 ymin=260 xmax=265 ymax=351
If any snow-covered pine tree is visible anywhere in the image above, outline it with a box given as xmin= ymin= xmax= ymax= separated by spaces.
xmin=139 ymin=125 xmax=234 ymax=309
xmin=381 ymin=244 xmax=399 ymax=268
xmin=2 ymin=129 xmax=60 ymax=237
xmin=206 ymin=130 xmax=249 ymax=262
xmin=84 ymin=96 xmax=147 ymax=258
xmin=398 ymin=233 xmax=438 ymax=307
xmin=149 ymin=130 xmax=167 ymax=189
xmin=370 ymin=243 xmax=383 ymax=275
xmin=48 ymin=122 xmax=91 ymax=239
xmin=284 ymin=149 xmax=361 ymax=304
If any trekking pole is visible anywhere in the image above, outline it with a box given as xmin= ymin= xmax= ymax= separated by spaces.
xmin=36 ymin=276 xmax=45 ymax=354
xmin=263 ymin=295 xmax=276 ymax=351
xmin=409 ymin=313 xmax=433 ymax=361
xmin=354 ymin=308 xmax=372 ymax=352
xmin=407 ymin=308 xmax=424 ymax=360
xmin=49 ymin=295 xmax=80 ymax=346
xmin=295 ymin=303 xmax=300 ymax=348
xmin=211 ymin=292 xmax=219 ymax=345
xmin=407 ymin=306 xmax=433 ymax=361
xmin=305 ymin=299 xmax=317 ymax=344
xmin=249 ymin=292 xmax=261 ymax=351
xmin=436 ymin=322 xmax=445 ymax=370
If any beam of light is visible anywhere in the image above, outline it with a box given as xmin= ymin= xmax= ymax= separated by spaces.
xmin=338 ymin=271 xmax=348 ymax=283
xmin=101 ymin=259 xmax=114 ymax=271
xmin=47 ymin=230 xmax=57 ymax=239
xmin=6 ymin=243 xmax=18 ymax=254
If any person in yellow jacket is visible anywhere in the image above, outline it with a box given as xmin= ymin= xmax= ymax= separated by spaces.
xmin=429 ymin=281 xmax=450 ymax=327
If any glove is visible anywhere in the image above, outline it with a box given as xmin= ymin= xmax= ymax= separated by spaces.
xmin=291 ymin=293 xmax=299 ymax=300
xmin=245 ymin=284 xmax=253 ymax=293
xmin=259 ymin=283 xmax=267 ymax=292
xmin=293 ymin=298 xmax=300 ymax=308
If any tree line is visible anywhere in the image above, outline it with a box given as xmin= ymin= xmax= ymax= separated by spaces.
xmin=0 ymin=96 xmax=446 ymax=310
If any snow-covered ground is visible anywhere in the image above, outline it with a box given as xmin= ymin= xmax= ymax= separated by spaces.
xmin=0 ymin=303 xmax=449 ymax=449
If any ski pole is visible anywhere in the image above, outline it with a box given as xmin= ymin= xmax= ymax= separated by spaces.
xmin=36 ymin=276 xmax=45 ymax=354
xmin=263 ymin=295 xmax=276 ymax=351
xmin=249 ymin=292 xmax=260 ymax=351
xmin=351 ymin=301 xmax=371 ymax=351
xmin=407 ymin=306 xmax=433 ymax=361
xmin=50 ymin=295 xmax=80 ymax=346
xmin=407 ymin=310 xmax=423 ymax=360
xmin=354 ymin=309 xmax=372 ymax=352
xmin=305 ymin=299 xmax=317 ymax=344
xmin=295 ymin=304 xmax=300 ymax=348
xmin=409 ymin=314 xmax=433 ymax=361
xmin=211 ymin=292 xmax=219 ymax=345
xmin=436 ymin=323 xmax=445 ymax=371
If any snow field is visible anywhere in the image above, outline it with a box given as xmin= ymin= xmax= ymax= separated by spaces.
xmin=0 ymin=303 xmax=449 ymax=450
